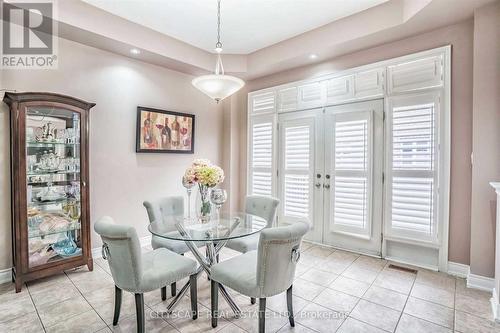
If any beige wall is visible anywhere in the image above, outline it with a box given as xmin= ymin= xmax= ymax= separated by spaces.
xmin=235 ymin=20 xmax=474 ymax=265
xmin=470 ymin=2 xmax=500 ymax=277
xmin=0 ymin=38 xmax=223 ymax=270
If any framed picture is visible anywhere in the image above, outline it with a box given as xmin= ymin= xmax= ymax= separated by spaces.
xmin=136 ymin=106 xmax=195 ymax=153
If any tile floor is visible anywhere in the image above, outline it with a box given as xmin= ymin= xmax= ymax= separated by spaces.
xmin=1 ymin=242 xmax=500 ymax=333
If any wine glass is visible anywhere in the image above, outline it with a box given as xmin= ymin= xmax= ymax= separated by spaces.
xmin=210 ymin=189 xmax=227 ymax=227
xmin=182 ymin=176 xmax=195 ymax=219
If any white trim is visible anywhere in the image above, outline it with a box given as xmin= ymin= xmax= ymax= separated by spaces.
xmin=491 ymin=289 xmax=500 ymax=323
xmin=467 ymin=272 xmax=495 ymax=292
xmin=447 ymin=261 xmax=469 ymax=278
xmin=0 ymin=268 xmax=11 ymax=284
xmin=92 ymin=235 xmax=152 ymax=259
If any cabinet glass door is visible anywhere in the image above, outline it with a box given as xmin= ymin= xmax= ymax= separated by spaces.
xmin=25 ymin=106 xmax=83 ymax=268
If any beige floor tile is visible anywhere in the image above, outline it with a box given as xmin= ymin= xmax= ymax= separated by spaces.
xmin=313 ymin=288 xmax=359 ymax=313
xmin=38 ymin=294 xmax=92 ymax=328
xmin=315 ymin=258 xmax=352 ymax=275
xmin=70 ymin=267 xmax=115 ymax=294
xmin=373 ymin=272 xmax=414 ymax=295
xmin=94 ymin=258 xmax=112 ymax=274
xmin=350 ymin=256 xmax=387 ymax=273
xmin=305 ymin=245 xmax=335 ymax=258
xmin=294 ymin=264 xmax=311 ymax=278
xmin=337 ymin=317 xmax=387 ymax=333
xmin=217 ymin=323 xmax=248 ymax=333
xmin=96 ymin=328 xmax=112 ymax=333
xmin=85 ymin=286 xmax=137 ymax=325
xmin=292 ymin=278 xmax=326 ymax=301
xmin=277 ymin=322 xmax=317 ymax=332
xmin=396 ymin=313 xmax=451 ymax=333
xmin=46 ymin=309 xmax=107 ymax=333
xmin=151 ymin=293 xmax=203 ymax=322
xmin=415 ymin=270 xmax=455 ymax=292
xmin=266 ymin=293 xmax=309 ymax=315
xmin=30 ymin=279 xmax=81 ymax=308
xmin=330 ymin=276 xmax=370 ymax=298
xmin=410 ymin=283 xmax=454 ymax=308
xmin=231 ymin=308 xmax=288 ymax=333
xmin=342 ymin=265 xmax=379 ymax=284
xmin=300 ymin=268 xmax=338 ymax=286
xmin=455 ymin=310 xmax=500 ymax=333
xmin=327 ymin=250 xmax=359 ymax=263
xmin=111 ymin=306 xmax=176 ymax=333
xmin=0 ymin=293 xmax=36 ymax=323
xmin=296 ymin=302 xmax=346 ymax=333
xmin=350 ymin=299 xmax=401 ymax=332
xmin=455 ymin=292 xmax=494 ymax=320
xmin=300 ymin=242 xmax=313 ymax=252
xmin=403 ymin=297 xmax=454 ymax=329
xmin=362 ymin=285 xmax=408 ymax=311
xmin=0 ymin=311 xmax=44 ymax=333
xmin=26 ymin=272 xmax=69 ymax=294
xmin=455 ymin=277 xmax=492 ymax=299
xmin=300 ymin=254 xmax=327 ymax=268
xmin=0 ymin=282 xmax=29 ymax=301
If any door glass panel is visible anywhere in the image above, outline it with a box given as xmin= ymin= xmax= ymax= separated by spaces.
xmin=26 ymin=107 xmax=82 ymax=268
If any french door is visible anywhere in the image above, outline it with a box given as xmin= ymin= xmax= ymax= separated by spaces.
xmin=277 ymin=100 xmax=384 ymax=256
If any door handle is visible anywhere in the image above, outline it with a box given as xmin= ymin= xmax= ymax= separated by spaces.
xmin=315 ymin=183 xmax=322 ymax=188
xmin=324 ymin=184 xmax=330 ymax=189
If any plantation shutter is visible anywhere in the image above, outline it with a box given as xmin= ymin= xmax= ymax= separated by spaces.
xmin=248 ymin=115 xmax=274 ymax=196
xmin=387 ymin=93 xmax=439 ymax=241
xmin=331 ymin=111 xmax=373 ymax=237
xmin=280 ymin=118 xmax=314 ymax=223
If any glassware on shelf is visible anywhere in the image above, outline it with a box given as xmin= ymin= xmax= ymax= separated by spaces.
xmin=210 ymin=188 xmax=227 ymax=226
xmin=35 ymin=182 xmax=66 ymax=202
xmin=37 ymin=150 xmax=61 ymax=171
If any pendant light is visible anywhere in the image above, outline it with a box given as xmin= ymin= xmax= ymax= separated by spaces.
xmin=192 ymin=0 xmax=245 ymax=103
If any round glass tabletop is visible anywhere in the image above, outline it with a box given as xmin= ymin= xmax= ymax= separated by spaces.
xmin=148 ymin=213 xmax=267 ymax=242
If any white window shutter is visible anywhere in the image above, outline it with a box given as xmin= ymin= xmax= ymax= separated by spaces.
xmin=248 ymin=114 xmax=275 ymax=197
xmin=386 ymin=93 xmax=439 ymax=241
xmin=280 ymin=119 xmax=314 ymax=222
xmin=331 ymin=112 xmax=373 ymax=237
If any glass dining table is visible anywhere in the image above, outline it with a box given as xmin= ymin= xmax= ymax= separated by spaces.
xmin=148 ymin=213 xmax=266 ymax=315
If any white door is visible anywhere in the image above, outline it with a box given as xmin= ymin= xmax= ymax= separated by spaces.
xmin=323 ymin=100 xmax=384 ymax=256
xmin=277 ymin=108 xmax=324 ymax=243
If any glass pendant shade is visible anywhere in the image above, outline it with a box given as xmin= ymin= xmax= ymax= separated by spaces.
xmin=192 ymin=74 xmax=245 ymax=103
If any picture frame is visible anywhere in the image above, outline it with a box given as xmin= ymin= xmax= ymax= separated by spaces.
xmin=136 ymin=106 xmax=195 ymax=153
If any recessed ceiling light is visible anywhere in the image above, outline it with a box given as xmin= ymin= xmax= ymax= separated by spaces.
xmin=309 ymin=54 xmax=318 ymax=60
xmin=130 ymin=48 xmax=141 ymax=55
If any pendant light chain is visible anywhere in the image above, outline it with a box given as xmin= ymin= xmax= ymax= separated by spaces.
xmin=216 ymin=0 xmax=222 ymax=50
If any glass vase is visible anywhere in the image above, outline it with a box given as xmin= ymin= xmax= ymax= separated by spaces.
xmin=196 ymin=184 xmax=212 ymax=223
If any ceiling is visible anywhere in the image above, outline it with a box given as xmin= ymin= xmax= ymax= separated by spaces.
xmin=82 ymin=0 xmax=388 ymax=54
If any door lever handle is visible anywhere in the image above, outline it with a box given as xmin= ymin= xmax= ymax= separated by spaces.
xmin=324 ymin=184 xmax=330 ymax=189
xmin=315 ymin=183 xmax=321 ymax=188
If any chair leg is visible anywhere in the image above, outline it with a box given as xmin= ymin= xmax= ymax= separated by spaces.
xmin=259 ymin=298 xmax=266 ymax=333
xmin=211 ymin=280 xmax=219 ymax=328
xmin=113 ymin=286 xmax=122 ymax=326
xmin=161 ymin=286 xmax=167 ymax=301
xmin=135 ymin=293 xmax=145 ymax=333
xmin=189 ymin=274 xmax=198 ymax=319
xmin=251 ymin=297 xmax=256 ymax=304
xmin=171 ymin=282 xmax=176 ymax=297
xmin=286 ymin=285 xmax=295 ymax=327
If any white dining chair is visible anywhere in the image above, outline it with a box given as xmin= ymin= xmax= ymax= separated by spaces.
xmin=143 ymin=196 xmax=203 ymax=296
xmin=210 ymin=221 xmax=309 ymax=333
xmin=94 ymin=216 xmax=199 ymax=333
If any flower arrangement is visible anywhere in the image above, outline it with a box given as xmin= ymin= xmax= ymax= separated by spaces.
xmin=183 ymin=159 xmax=224 ymax=222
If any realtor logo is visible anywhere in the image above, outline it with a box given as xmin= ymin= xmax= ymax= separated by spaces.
xmin=1 ymin=1 xmax=58 ymax=69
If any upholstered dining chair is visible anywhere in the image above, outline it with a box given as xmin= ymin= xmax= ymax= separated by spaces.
xmin=94 ymin=216 xmax=199 ymax=333
xmin=143 ymin=196 xmax=203 ymax=296
xmin=226 ymin=195 xmax=280 ymax=254
xmin=210 ymin=221 xmax=309 ymax=333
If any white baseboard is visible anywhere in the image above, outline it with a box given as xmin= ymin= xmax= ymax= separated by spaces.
xmin=491 ymin=288 xmax=500 ymax=323
xmin=0 ymin=268 xmax=11 ymax=284
xmin=447 ymin=261 xmax=470 ymax=278
xmin=467 ymin=272 xmax=495 ymax=292
xmin=92 ymin=235 xmax=152 ymax=259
